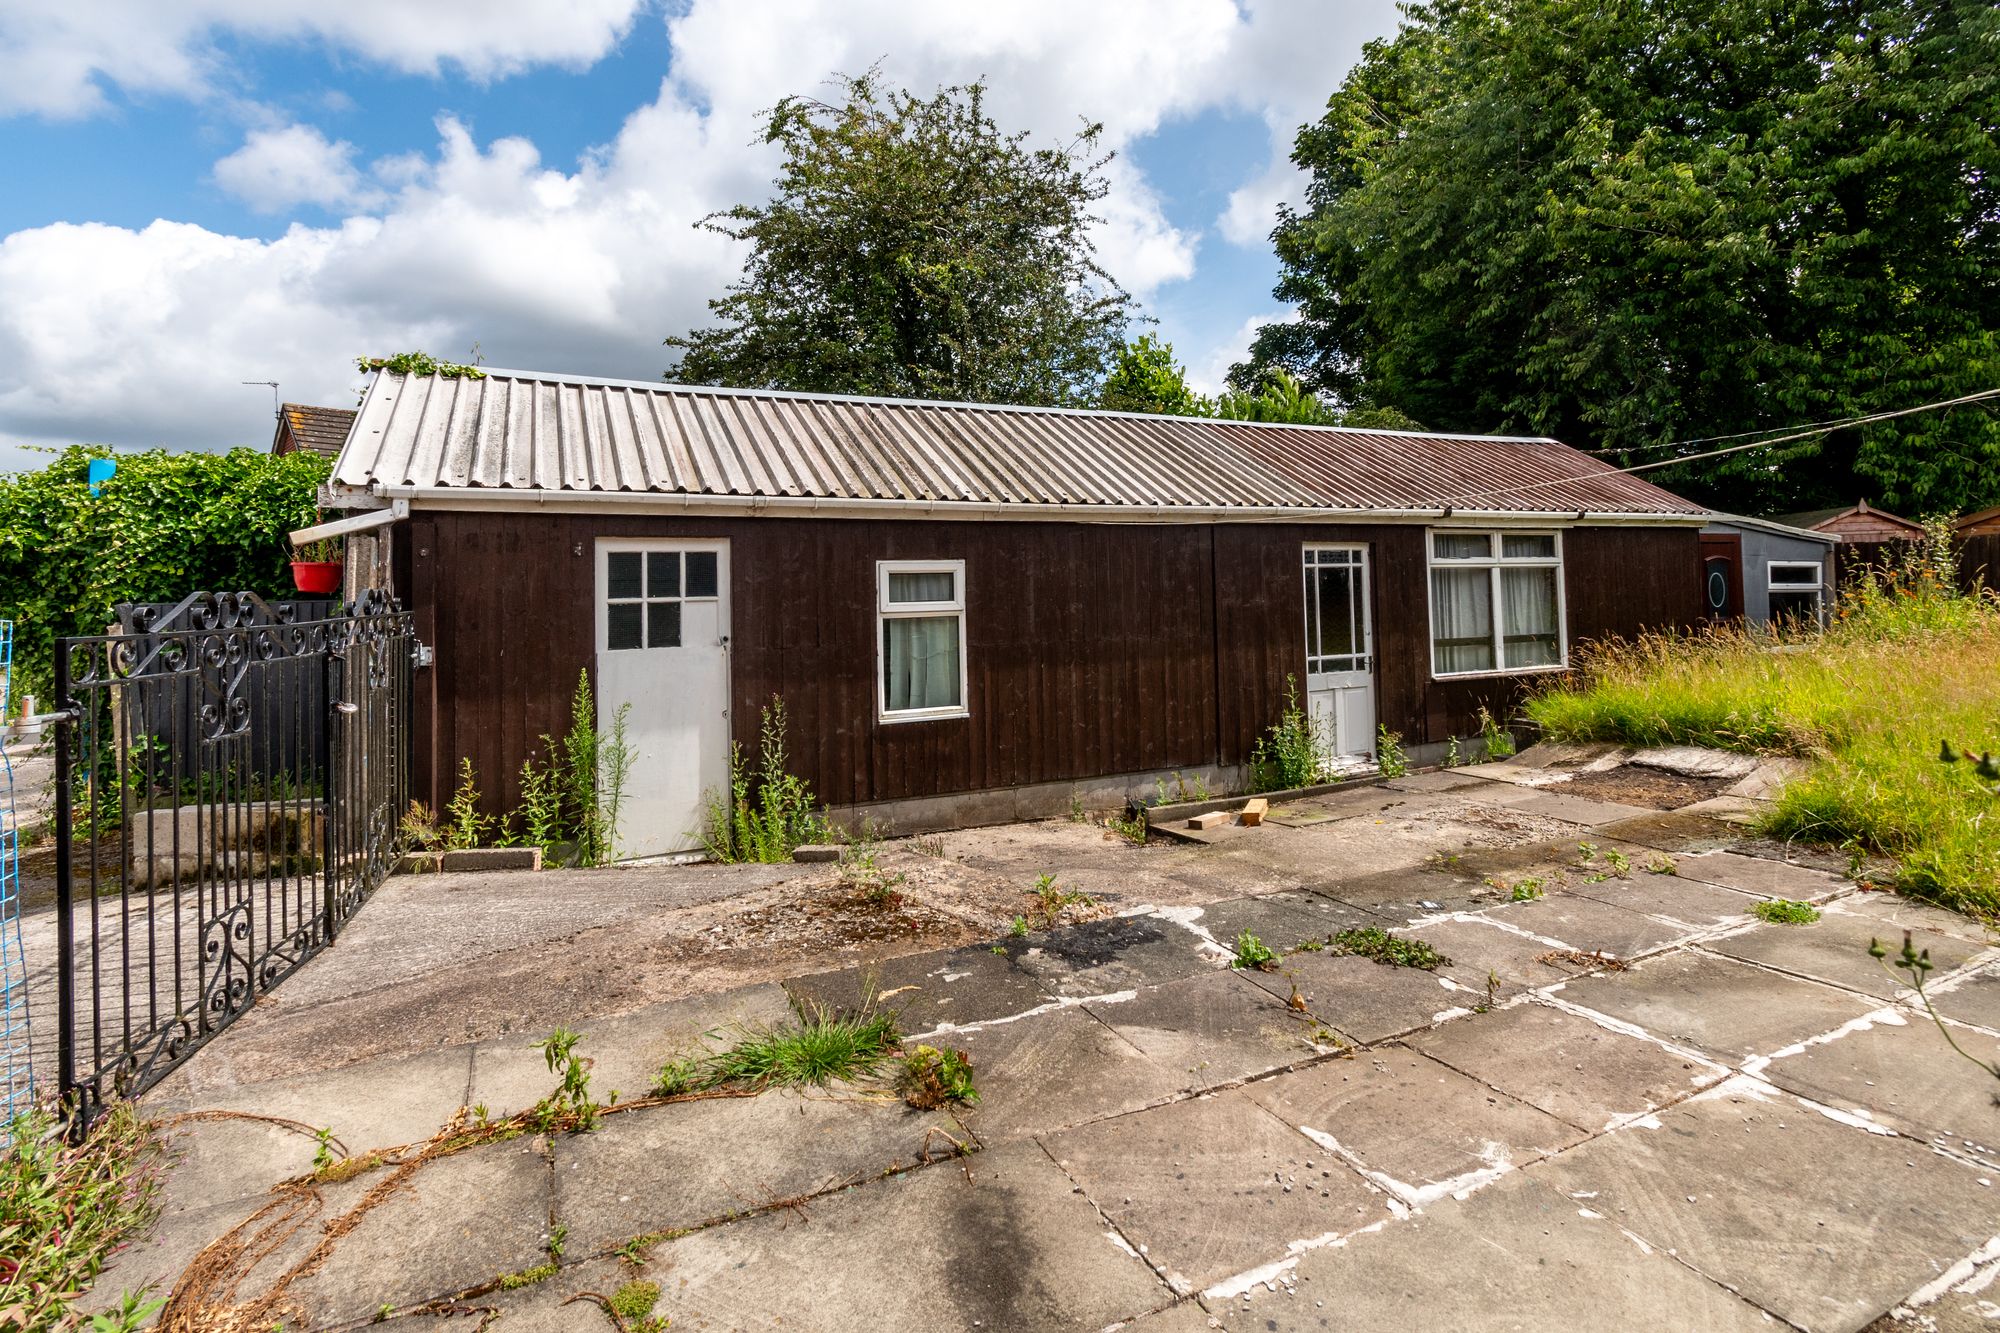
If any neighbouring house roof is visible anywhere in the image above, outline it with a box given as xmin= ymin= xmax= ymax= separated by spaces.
xmin=272 ymin=402 xmax=359 ymax=458
xmin=1700 ymin=513 xmax=1837 ymax=545
xmin=1770 ymin=500 xmax=1925 ymax=538
xmin=330 ymin=369 xmax=1706 ymax=521
xmin=1953 ymin=505 xmax=2000 ymax=534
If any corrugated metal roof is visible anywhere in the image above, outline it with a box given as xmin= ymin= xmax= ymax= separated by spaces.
xmin=333 ymin=369 xmax=1703 ymax=517
xmin=274 ymin=403 xmax=358 ymax=458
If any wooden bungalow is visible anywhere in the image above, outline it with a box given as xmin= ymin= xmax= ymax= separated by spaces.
xmin=319 ymin=368 xmax=1711 ymax=857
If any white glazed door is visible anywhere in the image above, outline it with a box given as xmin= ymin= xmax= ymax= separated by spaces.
xmin=1302 ymin=545 xmax=1376 ymax=766
xmin=595 ymin=541 xmax=730 ymax=858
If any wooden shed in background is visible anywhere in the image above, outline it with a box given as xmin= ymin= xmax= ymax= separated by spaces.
xmin=1771 ymin=500 xmax=1926 ymax=585
xmin=323 ymin=368 xmax=1711 ymax=857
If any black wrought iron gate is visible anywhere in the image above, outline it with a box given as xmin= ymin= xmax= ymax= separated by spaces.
xmin=51 ymin=590 xmax=414 ymax=1123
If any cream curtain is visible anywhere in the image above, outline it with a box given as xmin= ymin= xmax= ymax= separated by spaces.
xmin=884 ymin=615 xmax=962 ymax=711
xmin=1431 ymin=568 xmax=1494 ymax=673
xmin=1501 ymin=567 xmax=1560 ymax=668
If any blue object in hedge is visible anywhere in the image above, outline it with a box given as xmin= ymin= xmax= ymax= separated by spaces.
xmin=86 ymin=456 xmax=116 ymax=496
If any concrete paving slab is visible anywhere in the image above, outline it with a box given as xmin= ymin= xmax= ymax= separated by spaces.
xmin=1672 ymin=849 xmax=1852 ymax=901
xmin=1408 ymin=1001 xmax=1729 ymax=1133
xmin=283 ymin=1137 xmax=554 ymax=1326
xmin=1842 ymin=892 xmax=2000 ymax=946
xmin=149 ymin=1110 xmax=325 ymax=1215
xmin=784 ymin=947 xmax=1051 ymax=1038
xmin=1480 ymin=788 xmax=1661 ymax=828
xmin=1628 ymin=745 xmax=1761 ymax=779
xmin=458 ymin=1256 xmax=632 ymax=1333
xmin=1556 ymin=949 xmax=1877 ymax=1065
xmin=1009 ymin=912 xmax=1218 ymax=998
xmin=1401 ymin=915 xmax=1599 ymax=997
xmin=1201 ymin=1167 xmax=1772 ymax=1332
xmin=947 ymin=1005 xmax=1186 ymax=1143
xmin=84 ymin=1190 xmax=304 ymax=1319
xmin=1562 ymin=869 xmax=1771 ymax=926
xmin=552 ymin=1088 xmax=962 ymax=1257
xmin=467 ymin=982 xmax=795 ymax=1115
xmin=170 ymin=1044 xmax=474 ymax=1158
xmin=1681 ymin=794 xmax=1769 ymax=825
xmin=1117 ymin=1300 xmax=1227 ymax=1331
xmin=1532 ymin=1077 xmax=2000 ymax=1333
xmin=629 ymin=1141 xmax=1174 ymax=1330
xmin=1591 ymin=809 xmax=1747 ymax=854
xmin=1925 ymin=961 xmax=2000 ymax=1032
xmin=1191 ymin=891 xmax=1386 ymax=956
xmin=1705 ymin=906 xmax=1984 ymax=1003
xmin=1452 ymin=760 xmax=1570 ymax=787
xmin=1379 ymin=770 xmax=1495 ymax=794
xmin=1753 ymin=1008 xmax=2000 ymax=1169
xmin=1476 ymin=892 xmax=1694 ymax=960
xmin=1313 ymin=866 xmax=1510 ymax=920
xmin=1043 ymin=1089 xmax=1393 ymax=1293
xmin=1726 ymin=757 xmax=1811 ymax=800
xmin=1236 ymin=950 xmax=1465 ymax=1044
xmin=1247 ymin=1045 xmax=1583 ymax=1208
xmin=1086 ymin=971 xmax=1325 ymax=1091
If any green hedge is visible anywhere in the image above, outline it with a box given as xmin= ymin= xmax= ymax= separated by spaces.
xmin=0 ymin=445 xmax=330 ymax=704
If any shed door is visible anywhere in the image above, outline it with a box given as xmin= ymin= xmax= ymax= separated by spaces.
xmin=1303 ymin=545 xmax=1376 ymax=766
xmin=596 ymin=541 xmax=730 ymax=859
xmin=1698 ymin=533 xmax=1743 ymax=624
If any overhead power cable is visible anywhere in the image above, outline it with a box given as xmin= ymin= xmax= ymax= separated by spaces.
xmin=1442 ymin=386 xmax=2000 ymax=508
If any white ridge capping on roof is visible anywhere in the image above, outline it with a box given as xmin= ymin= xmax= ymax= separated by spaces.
xmin=1699 ymin=512 xmax=1839 ymax=545
xmin=330 ymin=365 xmax=1710 ymax=524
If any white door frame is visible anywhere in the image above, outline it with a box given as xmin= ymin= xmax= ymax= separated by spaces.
xmin=1302 ymin=543 xmax=1377 ymax=764
xmin=593 ymin=538 xmax=732 ymax=858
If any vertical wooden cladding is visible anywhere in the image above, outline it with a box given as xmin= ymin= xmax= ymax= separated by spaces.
xmin=409 ymin=510 xmax=1700 ymax=818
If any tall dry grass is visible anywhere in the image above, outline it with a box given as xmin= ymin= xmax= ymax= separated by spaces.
xmin=1527 ymin=526 xmax=2000 ymax=918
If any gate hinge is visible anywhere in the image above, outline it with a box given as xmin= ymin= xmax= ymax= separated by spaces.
xmin=412 ymin=640 xmax=434 ymax=669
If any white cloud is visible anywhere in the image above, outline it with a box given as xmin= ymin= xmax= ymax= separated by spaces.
xmin=213 ymin=124 xmax=373 ymax=213
xmin=0 ymin=0 xmax=1399 ymax=470
xmin=0 ymin=1 xmax=650 ymax=118
xmin=1185 ymin=310 xmax=1298 ymax=396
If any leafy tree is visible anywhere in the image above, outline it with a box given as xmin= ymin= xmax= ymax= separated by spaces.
xmin=1215 ymin=369 xmax=1341 ymax=426
xmin=1239 ymin=0 xmax=2000 ymax=514
xmin=0 ymin=446 xmax=328 ymax=701
xmin=1101 ymin=334 xmax=1210 ymax=415
xmin=667 ymin=72 xmax=1136 ymax=406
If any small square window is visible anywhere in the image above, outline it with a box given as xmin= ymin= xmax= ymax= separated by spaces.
xmin=607 ymin=552 xmax=642 ymax=600
xmin=686 ymin=551 xmax=718 ymax=598
xmin=607 ymin=603 xmax=643 ymax=651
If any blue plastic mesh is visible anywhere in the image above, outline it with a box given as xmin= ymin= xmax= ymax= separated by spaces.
xmin=0 ymin=618 xmax=31 ymax=1133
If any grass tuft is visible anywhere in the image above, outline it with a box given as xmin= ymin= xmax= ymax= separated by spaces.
xmin=1526 ymin=537 xmax=2000 ymax=919
xmin=1324 ymin=926 xmax=1452 ymax=970
xmin=0 ymin=1102 xmax=165 ymax=1330
xmin=1752 ymin=899 xmax=1821 ymax=925
xmin=652 ymin=999 xmax=901 ymax=1097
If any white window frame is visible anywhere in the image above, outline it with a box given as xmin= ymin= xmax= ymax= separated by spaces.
xmin=597 ymin=541 xmax=726 ymax=654
xmin=1425 ymin=529 xmax=1569 ymax=680
xmin=876 ymin=559 xmax=970 ymax=724
xmin=1767 ymin=561 xmax=1824 ymax=592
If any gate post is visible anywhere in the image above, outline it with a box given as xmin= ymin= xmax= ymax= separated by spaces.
xmin=321 ymin=644 xmax=339 ymax=945
xmin=51 ymin=646 xmax=76 ymax=1117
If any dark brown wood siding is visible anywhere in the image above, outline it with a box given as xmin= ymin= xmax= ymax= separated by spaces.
xmin=405 ymin=512 xmax=1700 ymax=816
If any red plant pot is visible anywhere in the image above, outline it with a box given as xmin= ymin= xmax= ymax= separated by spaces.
xmin=290 ymin=560 xmax=344 ymax=595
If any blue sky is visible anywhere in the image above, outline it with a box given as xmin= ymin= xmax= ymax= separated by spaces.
xmin=0 ymin=1 xmax=1401 ymax=470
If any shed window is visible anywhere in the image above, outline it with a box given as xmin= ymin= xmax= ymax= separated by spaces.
xmin=604 ymin=549 xmax=718 ymax=651
xmin=1768 ymin=561 xmax=1824 ymax=626
xmin=878 ymin=560 xmax=967 ymax=722
xmin=1427 ymin=531 xmax=1566 ymax=676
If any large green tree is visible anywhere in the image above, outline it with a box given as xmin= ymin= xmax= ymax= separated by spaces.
xmin=667 ymin=73 xmax=1136 ymax=406
xmin=1239 ymin=0 xmax=2000 ymax=513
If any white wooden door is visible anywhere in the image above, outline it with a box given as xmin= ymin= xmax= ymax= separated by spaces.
xmin=1302 ymin=545 xmax=1376 ymax=766
xmin=595 ymin=540 xmax=730 ymax=858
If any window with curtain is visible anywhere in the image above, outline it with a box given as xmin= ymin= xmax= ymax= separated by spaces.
xmin=878 ymin=560 xmax=967 ymax=720
xmin=1427 ymin=531 xmax=1565 ymax=676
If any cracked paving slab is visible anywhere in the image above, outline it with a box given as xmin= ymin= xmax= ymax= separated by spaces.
xmin=1529 ymin=1075 xmax=2000 ymax=1333
xmin=946 ymin=1003 xmax=1186 ymax=1143
xmin=1084 ymin=970 xmax=1329 ymax=1092
xmin=1705 ymin=904 xmax=1989 ymax=1003
xmin=1235 ymin=950 xmax=1467 ymax=1044
xmin=1041 ymin=1087 xmax=1394 ymax=1295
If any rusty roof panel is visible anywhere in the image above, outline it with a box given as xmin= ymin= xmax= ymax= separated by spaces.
xmin=334 ymin=369 xmax=1702 ymax=517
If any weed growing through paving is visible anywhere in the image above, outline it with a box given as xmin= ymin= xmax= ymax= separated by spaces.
xmin=500 ymin=673 xmax=636 ymax=866
xmin=1009 ymin=915 xmax=1030 ymax=938
xmin=1871 ymin=931 xmax=2000 ymax=1086
xmin=1446 ymin=736 xmax=1463 ymax=768
xmin=1231 ymin=930 xmax=1280 ymax=970
xmin=652 ymin=997 xmax=901 ymax=1096
xmin=1753 ymin=899 xmax=1821 ymax=925
xmin=1251 ymin=675 xmax=1326 ymax=792
xmin=1105 ymin=808 xmax=1148 ymax=844
xmin=1031 ymin=872 xmax=1095 ymax=926
xmin=840 ymin=829 xmax=907 ymax=905
xmin=1645 ymin=853 xmax=1678 ymax=874
xmin=1154 ymin=771 xmax=1211 ymax=805
xmin=911 ymin=834 xmax=947 ymax=858
xmin=610 ymin=1279 xmax=666 ymax=1330
xmin=700 ymin=695 xmax=833 ymax=863
xmin=898 ymin=1045 xmax=979 ymax=1109
xmin=1479 ymin=705 xmax=1516 ymax=760
xmin=1068 ymin=790 xmax=1088 ymax=822
xmin=0 ymin=1101 xmax=165 ymax=1331
xmin=1324 ymin=926 xmax=1452 ymax=970
xmin=531 ymin=1028 xmax=600 ymax=1133
xmin=443 ymin=757 xmax=493 ymax=850
xmin=1377 ymin=726 xmax=1409 ymax=779
xmin=1528 ymin=525 xmax=2000 ymax=916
